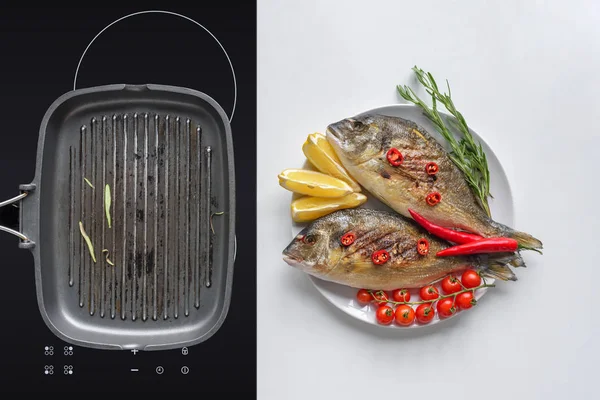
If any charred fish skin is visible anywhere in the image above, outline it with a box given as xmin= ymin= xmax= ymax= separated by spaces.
xmin=325 ymin=114 xmax=542 ymax=251
xmin=281 ymin=208 xmax=512 ymax=291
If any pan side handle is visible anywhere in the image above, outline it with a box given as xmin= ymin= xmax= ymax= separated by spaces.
xmin=0 ymin=184 xmax=36 ymax=249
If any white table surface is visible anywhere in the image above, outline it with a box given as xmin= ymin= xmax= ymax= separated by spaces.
xmin=257 ymin=1 xmax=599 ymax=398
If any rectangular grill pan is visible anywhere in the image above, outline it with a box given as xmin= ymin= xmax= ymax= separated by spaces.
xmin=0 ymin=83 xmax=236 ymax=351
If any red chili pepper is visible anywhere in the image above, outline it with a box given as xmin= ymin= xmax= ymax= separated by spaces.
xmin=436 ymin=237 xmax=518 ymax=257
xmin=408 ymin=208 xmax=483 ymax=244
xmin=341 ymin=232 xmax=356 ymax=246
xmin=371 ymin=249 xmax=390 ymax=265
xmin=386 ymin=148 xmax=404 ymax=166
xmin=425 ymin=162 xmax=439 ymax=175
xmin=417 ymin=238 xmax=429 ymax=255
xmin=426 ymin=192 xmax=442 ymax=206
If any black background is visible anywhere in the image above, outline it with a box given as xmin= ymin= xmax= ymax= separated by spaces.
xmin=0 ymin=6 xmax=256 ymax=394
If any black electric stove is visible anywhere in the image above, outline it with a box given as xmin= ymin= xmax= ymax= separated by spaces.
xmin=0 ymin=6 xmax=256 ymax=394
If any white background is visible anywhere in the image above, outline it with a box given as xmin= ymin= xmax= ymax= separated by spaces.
xmin=257 ymin=1 xmax=599 ymax=399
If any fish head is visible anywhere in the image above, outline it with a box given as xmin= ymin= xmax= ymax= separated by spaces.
xmin=282 ymin=222 xmax=343 ymax=278
xmin=326 ymin=114 xmax=384 ymax=166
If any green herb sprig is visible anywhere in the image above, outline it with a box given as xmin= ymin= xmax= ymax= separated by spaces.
xmin=397 ymin=66 xmax=491 ymax=216
xmin=83 ymin=177 xmax=94 ymax=189
xmin=104 ymin=184 xmax=112 ymax=228
xmin=79 ymin=221 xmax=96 ymax=263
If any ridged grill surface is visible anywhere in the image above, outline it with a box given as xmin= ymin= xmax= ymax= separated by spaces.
xmin=68 ymin=113 xmax=213 ymax=321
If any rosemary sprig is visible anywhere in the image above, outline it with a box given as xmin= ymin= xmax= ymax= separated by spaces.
xmin=83 ymin=177 xmax=94 ymax=189
xmin=397 ymin=66 xmax=491 ymax=216
xmin=102 ymin=249 xmax=115 ymax=266
xmin=210 ymin=211 xmax=225 ymax=234
xmin=79 ymin=221 xmax=96 ymax=263
xmin=104 ymin=184 xmax=112 ymax=229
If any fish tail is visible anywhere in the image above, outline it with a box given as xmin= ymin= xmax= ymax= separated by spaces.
xmin=507 ymin=252 xmax=527 ymax=268
xmin=489 ymin=220 xmax=543 ymax=253
xmin=478 ymin=252 xmax=523 ymax=282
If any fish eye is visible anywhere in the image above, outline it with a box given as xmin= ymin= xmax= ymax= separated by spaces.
xmin=303 ymin=234 xmax=317 ymax=245
xmin=351 ymin=120 xmax=364 ymax=130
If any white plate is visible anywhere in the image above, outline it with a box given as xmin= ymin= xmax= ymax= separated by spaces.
xmin=289 ymin=104 xmax=515 ymax=329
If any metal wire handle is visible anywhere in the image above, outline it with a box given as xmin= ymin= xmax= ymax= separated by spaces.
xmin=72 ymin=9 xmax=237 ymax=123
xmin=0 ymin=192 xmax=29 ymax=241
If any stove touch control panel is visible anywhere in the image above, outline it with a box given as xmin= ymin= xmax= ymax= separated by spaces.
xmin=40 ymin=342 xmax=199 ymax=379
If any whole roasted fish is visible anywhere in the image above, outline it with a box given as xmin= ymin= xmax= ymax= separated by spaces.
xmin=282 ymin=208 xmax=522 ymax=290
xmin=325 ymin=114 xmax=542 ymax=251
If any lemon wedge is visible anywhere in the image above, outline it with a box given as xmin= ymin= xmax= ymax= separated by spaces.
xmin=291 ymin=193 xmax=367 ymax=223
xmin=302 ymin=132 xmax=361 ymax=192
xmin=278 ymin=169 xmax=354 ymax=198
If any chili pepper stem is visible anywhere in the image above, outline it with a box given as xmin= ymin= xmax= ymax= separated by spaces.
xmin=519 ymin=244 xmax=543 ymax=255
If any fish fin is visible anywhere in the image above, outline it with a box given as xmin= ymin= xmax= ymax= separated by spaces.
xmin=480 ymin=253 xmax=519 ymax=281
xmin=482 ymin=263 xmax=517 ymax=282
xmin=487 ymin=251 xmax=527 ymax=268
xmin=509 ymin=230 xmax=543 ymax=253
xmin=351 ymin=261 xmax=376 ymax=270
xmin=490 ymin=221 xmax=543 ymax=252
xmin=508 ymin=252 xmax=527 ymax=268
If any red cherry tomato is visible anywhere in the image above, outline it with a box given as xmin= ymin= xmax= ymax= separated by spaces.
xmin=419 ymin=285 xmax=440 ymax=301
xmin=394 ymin=305 xmax=415 ymax=326
xmin=456 ymin=292 xmax=476 ymax=310
xmin=356 ymin=289 xmax=372 ymax=304
xmin=372 ymin=291 xmax=389 ymax=307
xmin=415 ymin=303 xmax=435 ymax=324
xmin=441 ymin=275 xmax=461 ymax=294
xmin=386 ymin=148 xmax=404 ymax=166
xmin=436 ymin=298 xmax=457 ymax=318
xmin=376 ymin=305 xmax=394 ymax=325
xmin=461 ymin=269 xmax=481 ymax=289
xmin=392 ymin=289 xmax=411 ymax=303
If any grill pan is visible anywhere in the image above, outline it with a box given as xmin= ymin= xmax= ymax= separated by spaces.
xmin=0 ymin=12 xmax=236 ymax=351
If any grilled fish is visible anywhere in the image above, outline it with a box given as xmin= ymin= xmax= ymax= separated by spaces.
xmin=282 ymin=208 xmax=523 ymax=290
xmin=325 ymin=114 xmax=542 ymax=251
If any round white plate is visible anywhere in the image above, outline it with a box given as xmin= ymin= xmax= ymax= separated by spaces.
xmin=289 ymin=104 xmax=515 ymax=329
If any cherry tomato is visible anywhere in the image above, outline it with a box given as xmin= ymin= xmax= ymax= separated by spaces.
xmin=394 ymin=305 xmax=415 ymax=326
xmin=415 ymin=303 xmax=435 ymax=324
xmin=456 ymin=291 xmax=476 ymax=310
xmin=356 ymin=289 xmax=372 ymax=304
xmin=419 ymin=285 xmax=440 ymax=301
xmin=372 ymin=291 xmax=389 ymax=307
xmin=376 ymin=305 xmax=394 ymax=325
xmin=437 ymin=298 xmax=457 ymax=318
xmin=461 ymin=269 xmax=481 ymax=289
xmin=441 ymin=275 xmax=461 ymax=294
xmin=392 ymin=289 xmax=411 ymax=303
